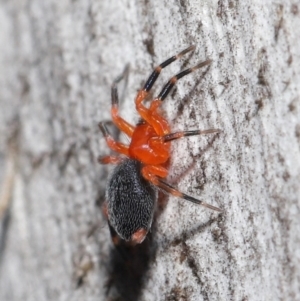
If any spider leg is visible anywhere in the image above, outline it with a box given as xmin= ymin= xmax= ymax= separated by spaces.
xmin=157 ymin=179 xmax=222 ymax=212
xmin=135 ymin=54 xmax=212 ymax=135
xmin=142 ymin=165 xmax=168 ymax=179
xmin=143 ymin=45 xmax=196 ymax=92
xmin=163 ymin=128 xmax=220 ymax=142
xmin=142 ymin=166 xmax=222 ymax=212
xmin=99 ymin=122 xmax=129 ymax=156
xmin=157 ymin=59 xmax=212 ymax=101
xmin=111 ymin=80 xmax=135 ymax=137
xmin=135 ymin=93 xmax=169 ymax=135
xmin=98 ymin=155 xmax=123 ymax=165
xmin=113 ymin=63 xmax=130 ymax=89
xmin=135 ymin=46 xmax=196 ymax=133
xmin=147 ymin=59 xmax=212 ymax=113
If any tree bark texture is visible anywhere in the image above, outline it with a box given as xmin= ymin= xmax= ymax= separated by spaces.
xmin=0 ymin=1 xmax=299 ymax=301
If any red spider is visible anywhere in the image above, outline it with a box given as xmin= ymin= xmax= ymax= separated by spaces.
xmin=99 ymin=46 xmax=221 ymax=245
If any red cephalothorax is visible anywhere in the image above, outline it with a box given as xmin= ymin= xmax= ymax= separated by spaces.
xmin=99 ymin=46 xmax=222 ymax=245
xmin=129 ymin=122 xmax=170 ymax=165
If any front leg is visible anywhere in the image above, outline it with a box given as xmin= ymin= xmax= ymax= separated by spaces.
xmin=135 ymin=91 xmax=170 ymax=136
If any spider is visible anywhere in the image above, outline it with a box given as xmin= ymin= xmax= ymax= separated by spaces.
xmin=99 ymin=45 xmax=221 ymax=245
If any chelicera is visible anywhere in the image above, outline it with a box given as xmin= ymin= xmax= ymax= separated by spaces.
xmin=99 ymin=46 xmax=221 ymax=245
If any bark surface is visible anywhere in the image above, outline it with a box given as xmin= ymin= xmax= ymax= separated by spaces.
xmin=0 ymin=1 xmax=299 ymax=301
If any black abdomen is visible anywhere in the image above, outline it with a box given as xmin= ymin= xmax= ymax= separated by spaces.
xmin=106 ymin=159 xmax=157 ymax=241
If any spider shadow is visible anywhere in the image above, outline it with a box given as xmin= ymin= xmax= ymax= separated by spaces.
xmin=170 ymin=63 xmax=212 ymax=124
xmin=105 ymin=226 xmax=157 ymax=301
xmin=0 ymin=208 xmax=11 ymax=265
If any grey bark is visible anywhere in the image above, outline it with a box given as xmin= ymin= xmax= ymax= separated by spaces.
xmin=0 ymin=1 xmax=300 ymax=301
